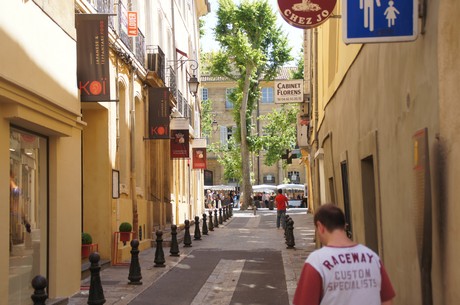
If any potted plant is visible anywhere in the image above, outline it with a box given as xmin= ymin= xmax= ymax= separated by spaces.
xmin=81 ymin=232 xmax=93 ymax=258
xmin=119 ymin=222 xmax=132 ymax=245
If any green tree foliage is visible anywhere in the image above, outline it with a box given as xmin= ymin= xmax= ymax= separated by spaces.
xmin=201 ymin=98 xmax=213 ymax=138
xmin=291 ymin=48 xmax=304 ymax=80
xmin=258 ymin=105 xmax=299 ymax=166
xmin=209 ymin=137 xmax=243 ymax=183
xmin=211 ymin=0 xmax=292 ymax=207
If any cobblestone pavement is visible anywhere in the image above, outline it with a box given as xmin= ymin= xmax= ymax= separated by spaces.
xmin=68 ymin=208 xmax=316 ymax=305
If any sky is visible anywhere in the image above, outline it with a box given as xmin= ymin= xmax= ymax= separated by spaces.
xmin=200 ymin=0 xmax=304 ymax=65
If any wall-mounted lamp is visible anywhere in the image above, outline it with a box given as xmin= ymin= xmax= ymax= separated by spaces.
xmin=188 ymin=74 xmax=200 ymax=97
xmin=168 ymin=58 xmax=200 ymax=97
xmin=211 ymin=118 xmax=219 ymax=132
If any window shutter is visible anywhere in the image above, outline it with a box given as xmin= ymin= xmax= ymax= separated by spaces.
xmin=220 ymin=126 xmax=228 ymax=147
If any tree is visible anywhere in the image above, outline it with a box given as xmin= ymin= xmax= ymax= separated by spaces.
xmin=212 ymin=0 xmax=292 ymax=208
xmin=258 ymin=105 xmax=299 ymax=166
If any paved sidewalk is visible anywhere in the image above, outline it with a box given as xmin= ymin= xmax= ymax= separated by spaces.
xmin=68 ymin=208 xmax=316 ymax=305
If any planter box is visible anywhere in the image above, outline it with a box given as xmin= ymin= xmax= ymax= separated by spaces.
xmin=81 ymin=243 xmax=98 ymax=258
xmin=119 ymin=231 xmax=132 ymax=245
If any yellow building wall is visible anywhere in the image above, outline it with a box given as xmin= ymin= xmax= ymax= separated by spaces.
xmin=312 ymin=0 xmax=460 ymax=303
xmin=0 ymin=0 xmax=82 ymax=301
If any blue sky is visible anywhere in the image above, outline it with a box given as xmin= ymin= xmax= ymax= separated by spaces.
xmin=200 ymin=0 xmax=304 ymax=65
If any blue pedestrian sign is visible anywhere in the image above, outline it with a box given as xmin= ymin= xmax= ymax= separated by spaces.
xmin=343 ymin=0 xmax=418 ymax=43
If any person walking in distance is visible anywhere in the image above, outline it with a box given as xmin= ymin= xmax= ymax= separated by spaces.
xmin=293 ymin=203 xmax=395 ymax=305
xmin=275 ymin=189 xmax=289 ymax=229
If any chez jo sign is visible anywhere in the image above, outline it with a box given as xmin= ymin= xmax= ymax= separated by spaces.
xmin=277 ymin=0 xmax=337 ymax=29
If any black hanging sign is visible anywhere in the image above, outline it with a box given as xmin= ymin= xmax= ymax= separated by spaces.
xmin=148 ymin=87 xmax=170 ymax=139
xmin=76 ymin=14 xmax=111 ymax=102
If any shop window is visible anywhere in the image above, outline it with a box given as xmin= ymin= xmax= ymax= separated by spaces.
xmin=9 ymin=128 xmax=48 ymax=304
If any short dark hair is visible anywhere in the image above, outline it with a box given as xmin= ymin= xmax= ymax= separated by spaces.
xmin=314 ymin=203 xmax=346 ymax=232
xmin=277 ymin=189 xmax=282 ymax=194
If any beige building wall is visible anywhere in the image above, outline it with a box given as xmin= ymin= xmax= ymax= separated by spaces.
xmin=308 ymin=0 xmax=460 ymax=304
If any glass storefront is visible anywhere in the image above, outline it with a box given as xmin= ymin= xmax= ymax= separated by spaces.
xmin=9 ymin=128 xmax=48 ymax=305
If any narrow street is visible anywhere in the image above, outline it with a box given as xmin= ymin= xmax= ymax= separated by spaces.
xmin=68 ymin=209 xmax=315 ymax=305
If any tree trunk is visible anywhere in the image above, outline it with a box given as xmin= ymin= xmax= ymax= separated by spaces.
xmin=240 ymin=68 xmax=253 ymax=209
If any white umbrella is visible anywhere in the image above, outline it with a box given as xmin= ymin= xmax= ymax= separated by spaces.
xmin=252 ymin=184 xmax=277 ymax=192
xmin=204 ymin=185 xmax=235 ymax=191
xmin=277 ymin=184 xmax=305 ymax=191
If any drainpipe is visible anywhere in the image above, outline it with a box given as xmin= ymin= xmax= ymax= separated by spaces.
xmin=130 ymin=68 xmax=138 ymax=240
xmin=171 ymin=0 xmax=179 ymax=226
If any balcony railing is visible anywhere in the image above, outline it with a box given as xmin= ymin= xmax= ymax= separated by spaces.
xmin=135 ymin=29 xmax=145 ymax=67
xmin=96 ymin=0 xmax=114 ymax=29
xmin=146 ymin=45 xmax=166 ymax=83
xmin=118 ymin=1 xmax=132 ymax=51
xmin=168 ymin=66 xmax=177 ymax=99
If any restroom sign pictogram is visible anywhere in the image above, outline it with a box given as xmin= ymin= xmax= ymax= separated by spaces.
xmin=343 ymin=0 xmax=418 ymax=43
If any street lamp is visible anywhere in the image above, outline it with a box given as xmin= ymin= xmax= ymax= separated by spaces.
xmin=188 ymin=74 xmax=200 ymax=97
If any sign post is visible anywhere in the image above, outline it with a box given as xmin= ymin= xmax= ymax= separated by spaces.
xmin=343 ymin=0 xmax=418 ymax=44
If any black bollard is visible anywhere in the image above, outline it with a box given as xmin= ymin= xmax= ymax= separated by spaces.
xmin=154 ymin=230 xmax=166 ymax=267
xmin=31 ymin=275 xmax=48 ymax=305
xmin=170 ymin=224 xmax=180 ymax=257
xmin=229 ymin=204 xmax=233 ymax=217
xmin=128 ymin=239 xmax=142 ymax=285
xmin=208 ymin=210 xmax=214 ymax=231
xmin=286 ymin=218 xmax=296 ymax=249
xmin=183 ymin=220 xmax=192 ymax=247
xmin=219 ymin=208 xmax=223 ymax=224
xmin=202 ymin=213 xmax=208 ymax=235
xmin=194 ymin=216 xmax=202 ymax=240
xmin=223 ymin=206 xmax=227 ymax=222
xmin=284 ymin=215 xmax=291 ymax=239
xmin=88 ymin=252 xmax=106 ymax=305
xmin=214 ymin=209 xmax=219 ymax=228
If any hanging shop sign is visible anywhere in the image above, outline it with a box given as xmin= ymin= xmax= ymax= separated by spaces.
xmin=170 ymin=129 xmax=189 ymax=159
xmin=192 ymin=138 xmax=207 ymax=169
xmin=127 ymin=11 xmax=138 ymax=37
xmin=148 ymin=87 xmax=170 ymax=139
xmin=275 ymin=79 xmax=304 ymax=103
xmin=277 ymin=0 xmax=337 ymax=29
xmin=192 ymin=148 xmax=207 ymax=169
xmin=76 ymin=14 xmax=111 ymax=102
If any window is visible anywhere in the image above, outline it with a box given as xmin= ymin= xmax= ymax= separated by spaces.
xmin=9 ymin=128 xmax=48 ymax=304
xmin=219 ymin=125 xmax=235 ymax=149
xmin=341 ymin=161 xmax=353 ymax=238
xmin=225 ymin=88 xmax=235 ymax=109
xmin=261 ymin=87 xmax=274 ymax=104
xmin=288 ymin=171 xmax=300 ymax=184
xmin=201 ymin=88 xmax=208 ymax=101
xmin=263 ymin=174 xmax=276 ymax=184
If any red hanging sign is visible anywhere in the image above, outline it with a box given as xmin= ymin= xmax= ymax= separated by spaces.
xmin=170 ymin=129 xmax=189 ymax=159
xmin=127 ymin=11 xmax=138 ymax=37
xmin=192 ymin=148 xmax=207 ymax=169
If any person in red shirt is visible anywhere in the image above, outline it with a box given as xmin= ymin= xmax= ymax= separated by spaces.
xmin=275 ymin=189 xmax=289 ymax=229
